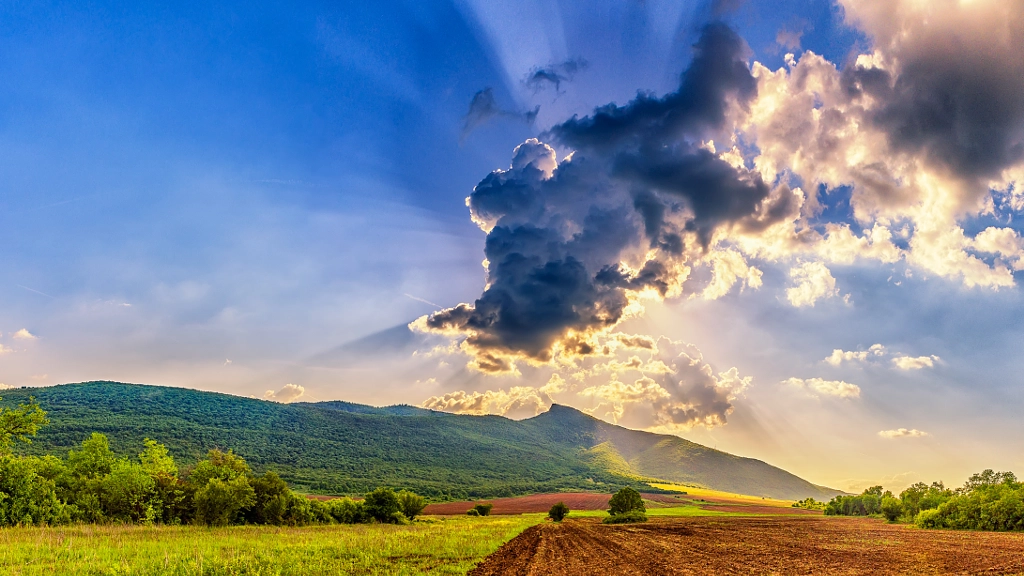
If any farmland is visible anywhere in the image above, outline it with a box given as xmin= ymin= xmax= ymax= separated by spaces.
xmin=471 ymin=516 xmax=1024 ymax=575
xmin=0 ymin=515 xmax=540 ymax=576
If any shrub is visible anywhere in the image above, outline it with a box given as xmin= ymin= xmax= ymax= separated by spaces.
xmin=396 ymin=490 xmax=427 ymax=520
xmin=193 ymin=476 xmax=255 ymax=526
xmin=608 ymin=487 xmax=645 ymax=515
xmin=325 ymin=497 xmax=367 ymax=524
xmin=880 ymin=496 xmax=903 ymax=522
xmin=466 ymin=508 xmax=480 ymax=516
xmin=603 ymin=510 xmax=647 ymax=524
xmin=915 ymin=508 xmax=944 ymax=529
xmin=473 ymin=503 xmax=493 ymax=517
xmin=548 ymin=502 xmax=569 ymax=522
xmin=364 ymin=488 xmax=402 ymax=523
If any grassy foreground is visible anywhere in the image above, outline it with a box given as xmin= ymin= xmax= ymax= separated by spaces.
xmin=0 ymin=515 xmax=543 ymax=576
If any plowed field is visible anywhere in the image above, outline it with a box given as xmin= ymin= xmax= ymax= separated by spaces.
xmin=469 ymin=516 xmax=1024 ymax=575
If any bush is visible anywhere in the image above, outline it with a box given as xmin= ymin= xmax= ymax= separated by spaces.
xmin=364 ymin=488 xmax=402 ymax=523
xmin=396 ymin=490 xmax=427 ymax=520
xmin=472 ymin=503 xmax=493 ymax=517
xmin=880 ymin=496 xmax=903 ymax=522
xmin=603 ymin=510 xmax=647 ymax=524
xmin=548 ymin=502 xmax=569 ymax=522
xmin=325 ymin=497 xmax=367 ymax=524
xmin=466 ymin=508 xmax=480 ymax=516
xmin=915 ymin=508 xmax=944 ymax=529
xmin=608 ymin=487 xmax=645 ymax=515
xmin=193 ymin=476 xmax=255 ymax=526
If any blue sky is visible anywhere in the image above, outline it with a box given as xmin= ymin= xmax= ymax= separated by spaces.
xmin=3 ymin=0 xmax=1024 ymax=492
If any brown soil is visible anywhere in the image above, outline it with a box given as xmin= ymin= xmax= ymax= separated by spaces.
xmin=423 ymin=493 xmax=616 ymax=515
xmin=469 ymin=516 xmax=1024 ymax=575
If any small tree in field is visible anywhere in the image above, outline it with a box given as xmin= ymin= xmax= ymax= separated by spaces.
xmin=605 ymin=487 xmax=647 ymax=524
xmin=548 ymin=502 xmax=569 ymax=522
xmin=608 ymin=487 xmax=645 ymax=515
xmin=472 ymin=503 xmax=493 ymax=516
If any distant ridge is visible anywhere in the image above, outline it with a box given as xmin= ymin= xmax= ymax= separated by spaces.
xmin=0 ymin=382 xmax=842 ymax=500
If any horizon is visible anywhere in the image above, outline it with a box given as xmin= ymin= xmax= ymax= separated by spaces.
xmin=3 ymin=0 xmax=1024 ymax=495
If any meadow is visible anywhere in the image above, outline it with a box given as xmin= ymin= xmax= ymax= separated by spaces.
xmin=0 ymin=515 xmax=541 ymax=576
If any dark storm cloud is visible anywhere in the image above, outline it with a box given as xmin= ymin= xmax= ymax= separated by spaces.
xmin=461 ymin=88 xmax=540 ymax=140
xmin=841 ymin=23 xmax=1024 ymax=182
xmin=424 ymin=24 xmax=789 ymax=369
xmin=523 ymin=58 xmax=588 ymax=93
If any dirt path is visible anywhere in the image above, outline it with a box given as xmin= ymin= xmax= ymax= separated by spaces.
xmin=469 ymin=516 xmax=1024 ymax=575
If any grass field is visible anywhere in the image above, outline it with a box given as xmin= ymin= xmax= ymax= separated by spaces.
xmin=649 ymin=482 xmax=797 ymax=507
xmin=0 ymin=516 xmax=543 ymax=576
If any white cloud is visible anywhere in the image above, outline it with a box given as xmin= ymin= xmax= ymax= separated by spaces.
xmin=783 ymin=377 xmax=861 ymax=399
xmin=878 ymin=428 xmax=929 ymax=439
xmin=263 ymin=383 xmax=305 ymax=404
xmin=0 ymin=383 xmax=11 ymax=390
xmin=786 ymin=262 xmax=844 ymax=307
xmin=421 ymin=386 xmax=548 ymax=418
xmin=892 ymin=355 xmax=940 ymax=370
xmin=824 ymin=344 xmax=886 ymax=366
xmin=0 ymin=344 xmax=12 ymax=355
xmin=12 ymin=329 xmax=37 ymax=340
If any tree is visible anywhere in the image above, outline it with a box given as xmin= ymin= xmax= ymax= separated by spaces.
xmin=473 ymin=503 xmax=494 ymax=516
xmin=548 ymin=502 xmax=569 ymax=522
xmin=364 ymin=487 xmax=402 ymax=523
xmin=880 ymin=496 xmax=903 ymax=522
xmin=0 ymin=398 xmax=48 ymax=455
xmin=606 ymin=487 xmax=647 ymax=524
xmin=193 ymin=476 xmax=255 ymax=526
xmin=608 ymin=487 xmax=645 ymax=515
xmin=396 ymin=490 xmax=427 ymax=520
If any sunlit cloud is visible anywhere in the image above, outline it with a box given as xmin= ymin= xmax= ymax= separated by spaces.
xmin=878 ymin=428 xmax=930 ymax=439
xmin=824 ymin=344 xmax=886 ymax=366
xmin=12 ymin=329 xmax=37 ymax=340
xmin=263 ymin=383 xmax=305 ymax=404
xmin=783 ymin=377 xmax=861 ymax=399
xmin=892 ymin=355 xmax=941 ymax=370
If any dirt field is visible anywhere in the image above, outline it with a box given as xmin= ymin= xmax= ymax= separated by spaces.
xmin=469 ymin=516 xmax=1024 ymax=575
xmin=423 ymin=493 xmax=616 ymax=515
xmin=423 ymin=492 xmax=815 ymax=516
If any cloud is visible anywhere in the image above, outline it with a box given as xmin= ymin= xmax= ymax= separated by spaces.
xmin=263 ymin=383 xmax=305 ymax=404
xmin=0 ymin=344 xmax=12 ymax=355
xmin=421 ymin=386 xmax=549 ymax=418
xmin=878 ymin=428 xmax=930 ymax=439
xmin=12 ymin=329 xmax=37 ymax=340
xmin=461 ymin=88 xmax=539 ymax=139
xmin=824 ymin=344 xmax=886 ymax=366
xmin=783 ymin=377 xmax=861 ymax=399
xmin=786 ymin=262 xmax=845 ymax=307
xmin=523 ymin=58 xmax=588 ymax=93
xmin=417 ymin=24 xmax=794 ymax=373
xmin=823 ymin=345 xmax=939 ymax=370
xmin=0 ymin=383 xmax=10 ymax=390
xmin=891 ymin=355 xmax=940 ymax=370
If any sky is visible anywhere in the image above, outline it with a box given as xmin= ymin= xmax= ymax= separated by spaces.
xmin=2 ymin=0 xmax=1024 ymax=493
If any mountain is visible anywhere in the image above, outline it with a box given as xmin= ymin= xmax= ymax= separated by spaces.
xmin=522 ymin=405 xmax=839 ymax=500
xmin=0 ymin=381 xmax=841 ymax=500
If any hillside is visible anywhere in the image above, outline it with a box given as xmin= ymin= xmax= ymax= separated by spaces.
xmin=523 ymin=405 xmax=840 ymax=500
xmin=0 ymin=381 xmax=841 ymax=500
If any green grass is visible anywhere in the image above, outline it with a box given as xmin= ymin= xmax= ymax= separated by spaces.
xmin=0 ymin=515 xmax=543 ymax=575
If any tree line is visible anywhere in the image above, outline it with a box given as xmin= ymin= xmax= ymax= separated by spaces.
xmin=824 ymin=470 xmax=1024 ymax=531
xmin=0 ymin=398 xmax=426 ymax=527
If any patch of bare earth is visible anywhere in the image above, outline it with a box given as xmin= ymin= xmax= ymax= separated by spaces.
xmin=469 ymin=516 xmax=1024 ymax=575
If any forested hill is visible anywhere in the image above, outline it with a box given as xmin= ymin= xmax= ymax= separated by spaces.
xmin=0 ymin=381 xmax=841 ymax=500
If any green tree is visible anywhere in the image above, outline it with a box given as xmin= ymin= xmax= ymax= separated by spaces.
xmin=880 ymin=496 xmax=903 ymax=522
xmin=247 ymin=471 xmax=290 ymax=525
xmin=548 ymin=502 xmax=569 ymax=522
xmin=396 ymin=490 xmax=426 ymax=520
xmin=193 ymin=476 xmax=255 ymax=526
xmin=67 ymin=433 xmax=117 ymax=479
xmin=473 ymin=503 xmax=494 ymax=517
xmin=99 ymin=460 xmax=156 ymax=523
xmin=608 ymin=487 xmax=645 ymax=515
xmin=0 ymin=398 xmax=48 ymax=455
xmin=363 ymin=488 xmax=402 ymax=523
